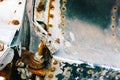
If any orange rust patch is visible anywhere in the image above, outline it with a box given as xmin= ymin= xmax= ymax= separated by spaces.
xmin=11 ymin=20 xmax=20 ymax=25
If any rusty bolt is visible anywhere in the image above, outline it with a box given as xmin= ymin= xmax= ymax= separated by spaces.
xmin=0 ymin=41 xmax=4 ymax=51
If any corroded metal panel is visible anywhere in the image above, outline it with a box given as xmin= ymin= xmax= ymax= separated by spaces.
xmin=31 ymin=0 xmax=120 ymax=79
xmin=0 ymin=0 xmax=26 ymax=70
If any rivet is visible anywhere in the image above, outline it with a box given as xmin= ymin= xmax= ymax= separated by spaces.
xmin=53 ymin=60 xmax=58 ymax=65
xmin=50 ymin=5 xmax=55 ymax=10
xmin=50 ymin=67 xmax=56 ymax=72
xmin=62 ymin=32 xmax=65 ymax=35
xmin=98 ymin=71 xmax=103 ymax=75
xmin=79 ymin=68 xmax=83 ymax=71
xmin=48 ymin=74 xmax=53 ymax=78
xmin=61 ymin=6 xmax=66 ymax=11
xmin=111 ymin=24 xmax=115 ymax=30
xmin=112 ymin=33 xmax=116 ymax=38
xmin=14 ymin=10 xmax=16 ymax=14
xmin=113 ymin=5 xmax=118 ymax=11
xmin=87 ymin=70 xmax=93 ymax=74
xmin=0 ymin=42 xmax=4 ymax=51
xmin=61 ymin=15 xmax=65 ymax=19
xmin=55 ymin=38 xmax=60 ymax=44
xmin=48 ymin=32 xmax=52 ymax=36
xmin=49 ymin=14 xmax=54 ymax=18
xmin=49 ymin=41 xmax=52 ymax=43
xmin=60 ymin=22 xmax=65 ymax=26
xmin=11 ymin=20 xmax=20 ymax=25
xmin=48 ymin=24 xmax=53 ymax=27
xmin=111 ymin=15 xmax=116 ymax=20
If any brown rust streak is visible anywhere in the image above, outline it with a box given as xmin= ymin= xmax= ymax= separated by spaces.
xmin=37 ymin=41 xmax=45 ymax=56
xmin=47 ymin=0 xmax=53 ymax=30
xmin=37 ymin=0 xmax=45 ymax=12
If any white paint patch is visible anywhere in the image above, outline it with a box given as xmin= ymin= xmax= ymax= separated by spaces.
xmin=69 ymin=32 xmax=75 ymax=41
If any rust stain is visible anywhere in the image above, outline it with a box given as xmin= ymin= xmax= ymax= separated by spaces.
xmin=0 ymin=41 xmax=4 ymax=51
xmin=0 ymin=0 xmax=3 ymax=2
xmin=36 ymin=0 xmax=45 ymax=12
xmin=55 ymin=38 xmax=60 ymax=44
xmin=48 ymin=24 xmax=53 ymax=27
xmin=49 ymin=14 xmax=54 ymax=18
xmin=47 ymin=0 xmax=54 ymax=30
xmin=11 ymin=20 xmax=20 ymax=25
xmin=50 ymin=5 xmax=55 ymax=10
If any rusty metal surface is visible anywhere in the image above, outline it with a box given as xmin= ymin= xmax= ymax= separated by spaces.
xmin=29 ymin=0 xmax=120 ymax=79
xmin=0 ymin=0 xmax=26 ymax=70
